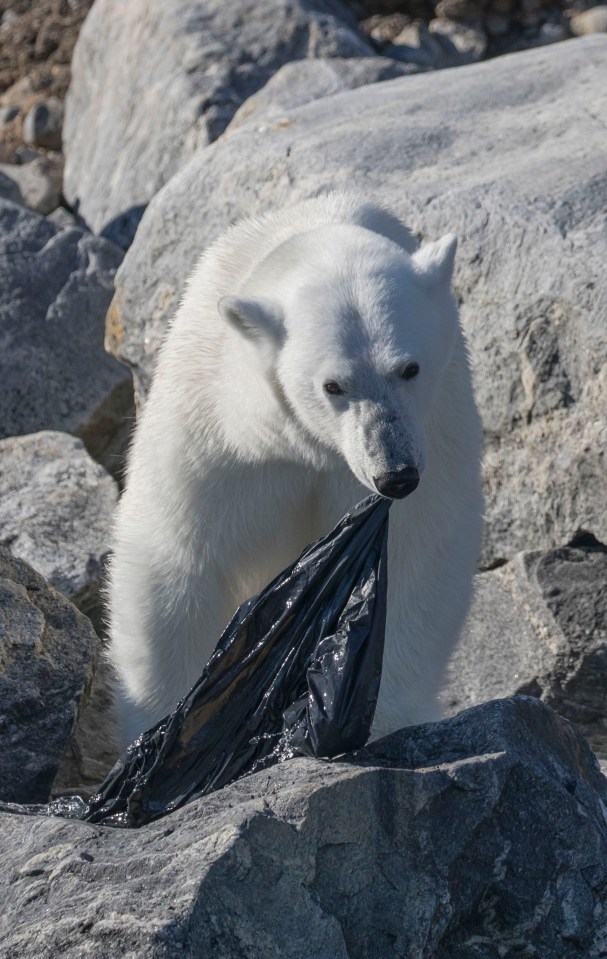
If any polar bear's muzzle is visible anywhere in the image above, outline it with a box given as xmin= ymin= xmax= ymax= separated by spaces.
xmin=373 ymin=466 xmax=420 ymax=499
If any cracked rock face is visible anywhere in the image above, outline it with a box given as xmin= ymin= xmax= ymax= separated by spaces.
xmin=0 ymin=199 xmax=133 ymax=480
xmin=62 ymin=0 xmax=372 ymax=248
xmin=445 ymin=533 xmax=607 ymax=757
xmin=106 ymin=36 xmax=607 ymax=565
xmin=1 ymin=698 xmax=606 ymax=957
xmin=0 ymin=549 xmax=98 ymax=805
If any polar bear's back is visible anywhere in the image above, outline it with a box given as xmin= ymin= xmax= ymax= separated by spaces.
xmin=184 ymin=193 xmax=417 ymax=318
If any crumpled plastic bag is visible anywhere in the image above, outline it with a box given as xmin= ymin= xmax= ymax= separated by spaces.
xmin=16 ymin=494 xmax=391 ymax=828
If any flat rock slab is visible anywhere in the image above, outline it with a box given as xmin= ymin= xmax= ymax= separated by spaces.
xmin=63 ymin=0 xmax=372 ymax=248
xmin=0 ymin=432 xmax=117 ymax=626
xmin=109 ymin=35 xmax=607 ymax=563
xmin=446 ymin=532 xmax=607 ymax=755
xmin=0 ymin=549 xmax=98 ymax=805
xmin=0 ymin=199 xmax=133 ymax=479
xmin=1 ymin=697 xmax=606 ymax=957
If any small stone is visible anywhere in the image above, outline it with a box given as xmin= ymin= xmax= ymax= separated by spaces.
xmin=0 ymin=168 xmax=22 ymax=206
xmin=47 ymin=205 xmax=78 ymax=229
xmin=0 ymin=10 xmax=20 ymax=29
xmin=0 ymin=154 xmax=62 ymax=215
xmin=538 ymin=20 xmax=569 ymax=43
xmin=429 ymin=18 xmax=488 ymax=61
xmin=0 ymin=105 xmax=19 ymax=126
xmin=388 ymin=18 xmax=487 ymax=67
xmin=14 ymin=146 xmax=42 ymax=164
xmin=388 ymin=22 xmax=448 ymax=67
xmin=434 ymin=0 xmax=485 ymax=21
xmin=570 ymin=5 xmax=607 ymax=36
xmin=360 ymin=13 xmax=411 ymax=45
xmin=23 ymin=96 xmax=64 ymax=151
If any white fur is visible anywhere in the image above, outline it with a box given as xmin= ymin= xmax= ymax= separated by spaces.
xmin=108 ymin=194 xmax=484 ymax=747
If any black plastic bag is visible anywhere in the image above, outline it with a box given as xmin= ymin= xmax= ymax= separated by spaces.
xmin=23 ymin=494 xmax=391 ymax=828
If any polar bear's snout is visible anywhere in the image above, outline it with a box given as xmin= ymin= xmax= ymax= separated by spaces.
xmin=373 ymin=466 xmax=419 ymax=499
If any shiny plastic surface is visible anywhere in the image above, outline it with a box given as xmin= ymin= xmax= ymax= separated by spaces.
xmin=40 ymin=495 xmax=390 ymax=827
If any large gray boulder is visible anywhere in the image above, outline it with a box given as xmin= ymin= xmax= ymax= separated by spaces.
xmin=0 ymin=549 xmax=98 ymax=805
xmin=1 ymin=697 xmax=606 ymax=957
xmin=0 ymin=200 xmax=133 ymax=480
xmin=63 ymin=0 xmax=372 ymax=248
xmin=445 ymin=532 xmax=607 ymax=757
xmin=0 ymin=432 xmax=117 ymax=629
xmin=107 ymin=36 xmax=607 ymax=565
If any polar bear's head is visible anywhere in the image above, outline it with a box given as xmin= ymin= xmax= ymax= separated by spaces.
xmin=218 ymin=224 xmax=459 ymax=498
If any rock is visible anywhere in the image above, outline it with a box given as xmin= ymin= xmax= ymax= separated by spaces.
xmin=0 ymin=199 xmax=134 ymax=481
xmin=23 ymin=96 xmax=64 ymax=151
xmin=229 ymin=56 xmax=423 ymax=131
xmin=386 ymin=21 xmax=450 ymax=66
xmin=0 ymin=549 xmax=98 ymax=804
xmin=63 ymin=0 xmax=373 ymax=248
xmin=445 ymin=532 xmax=607 ymax=757
xmin=387 ymin=18 xmax=486 ymax=68
xmin=0 ymin=153 xmax=62 ymax=215
xmin=47 ymin=205 xmax=78 ymax=229
xmin=0 ymin=74 xmax=37 ymax=109
xmin=0 ymin=432 xmax=117 ymax=628
xmin=51 ymin=654 xmax=119 ymax=799
xmin=109 ymin=36 xmax=607 ymax=563
xmin=0 ymin=167 xmax=23 ymax=205
xmin=428 ymin=18 xmax=488 ymax=62
xmin=360 ymin=12 xmax=411 ymax=45
xmin=14 ymin=146 xmax=42 ymax=164
xmin=538 ymin=20 xmax=569 ymax=43
xmin=434 ymin=0 xmax=487 ymax=20
xmin=1 ymin=697 xmax=606 ymax=955
xmin=570 ymin=5 xmax=607 ymax=36
xmin=0 ymin=104 xmax=19 ymax=126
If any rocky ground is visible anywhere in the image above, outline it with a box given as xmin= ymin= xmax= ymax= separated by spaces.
xmin=0 ymin=1 xmax=606 ymax=956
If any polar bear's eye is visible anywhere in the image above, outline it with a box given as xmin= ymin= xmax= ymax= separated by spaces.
xmin=324 ymin=381 xmax=344 ymax=396
xmin=401 ymin=362 xmax=420 ymax=381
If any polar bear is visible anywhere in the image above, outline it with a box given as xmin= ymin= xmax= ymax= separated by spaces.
xmin=108 ymin=193 xmax=484 ymax=748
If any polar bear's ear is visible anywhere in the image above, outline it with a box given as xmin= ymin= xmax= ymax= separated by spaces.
xmin=218 ymin=296 xmax=283 ymax=346
xmin=412 ymin=234 xmax=458 ymax=288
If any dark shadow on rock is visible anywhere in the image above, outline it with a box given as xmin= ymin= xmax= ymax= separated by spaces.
xmin=100 ymin=204 xmax=147 ymax=249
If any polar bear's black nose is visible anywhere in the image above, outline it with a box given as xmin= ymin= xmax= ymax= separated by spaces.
xmin=373 ymin=467 xmax=419 ymax=499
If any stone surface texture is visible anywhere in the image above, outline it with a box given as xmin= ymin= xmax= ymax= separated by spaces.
xmin=445 ymin=532 xmax=607 ymax=756
xmin=0 ymin=153 xmax=63 ymax=214
xmin=23 ymin=96 xmax=64 ymax=151
xmin=108 ymin=36 xmax=607 ymax=565
xmin=1 ymin=698 xmax=606 ymax=957
xmin=63 ymin=0 xmax=373 ymax=247
xmin=570 ymin=5 xmax=607 ymax=35
xmin=387 ymin=17 xmax=487 ymax=65
xmin=228 ymin=56 xmax=423 ymax=131
xmin=0 ymin=199 xmax=133 ymax=480
xmin=0 ymin=432 xmax=117 ymax=624
xmin=0 ymin=549 xmax=98 ymax=805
